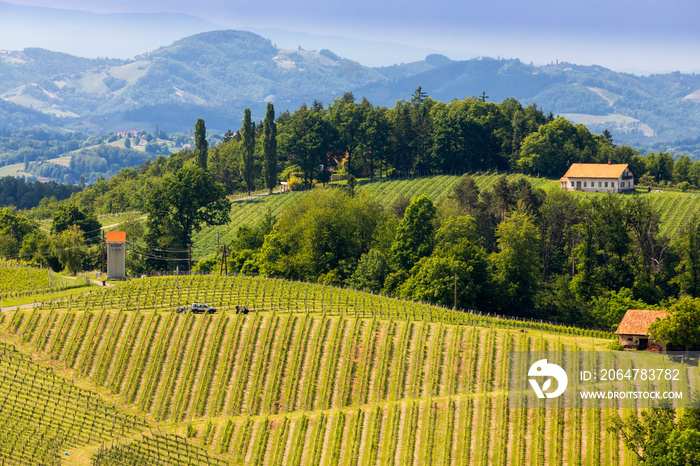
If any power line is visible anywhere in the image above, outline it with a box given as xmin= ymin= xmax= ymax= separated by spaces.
xmin=125 ymin=241 xmax=217 ymax=254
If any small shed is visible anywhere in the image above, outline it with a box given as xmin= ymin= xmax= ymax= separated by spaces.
xmin=106 ymin=231 xmax=126 ymax=279
xmin=614 ymin=309 xmax=669 ymax=351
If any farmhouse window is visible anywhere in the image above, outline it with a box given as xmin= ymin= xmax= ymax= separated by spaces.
xmin=611 ymin=182 xmax=614 ymax=187
xmin=570 ymin=181 xmax=574 ymax=187
xmin=605 ymin=182 xmax=608 ymax=187
xmin=584 ymin=182 xmax=587 ymax=187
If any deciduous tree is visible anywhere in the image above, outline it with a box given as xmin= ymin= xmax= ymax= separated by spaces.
xmin=491 ymin=208 xmax=541 ymax=315
xmin=144 ymin=166 xmax=230 ymax=270
xmin=391 ymin=195 xmax=437 ymax=271
xmin=674 ymin=215 xmax=700 ymax=297
xmin=648 ymin=297 xmax=700 ymax=349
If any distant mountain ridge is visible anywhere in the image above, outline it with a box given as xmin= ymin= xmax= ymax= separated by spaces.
xmin=1 ymin=29 xmax=699 ymax=155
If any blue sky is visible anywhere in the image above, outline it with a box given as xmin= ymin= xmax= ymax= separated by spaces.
xmin=3 ymin=0 xmax=699 ymax=73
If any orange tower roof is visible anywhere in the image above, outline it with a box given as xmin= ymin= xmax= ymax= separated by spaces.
xmin=106 ymin=231 xmax=126 ymax=242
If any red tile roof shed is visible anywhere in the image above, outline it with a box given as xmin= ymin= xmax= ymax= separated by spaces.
xmin=615 ymin=309 xmax=669 ymax=336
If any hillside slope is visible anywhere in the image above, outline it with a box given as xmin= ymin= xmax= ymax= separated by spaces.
xmin=0 ymin=273 xmax=622 ymax=465
xmin=191 ymin=174 xmax=700 ymax=252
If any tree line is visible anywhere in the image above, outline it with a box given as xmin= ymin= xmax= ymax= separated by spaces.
xmin=178 ymin=88 xmax=700 ymax=197
xmin=18 ymin=90 xmax=700 ymax=220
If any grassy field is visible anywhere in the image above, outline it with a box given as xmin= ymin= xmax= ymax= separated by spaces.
xmin=0 ymin=267 xmax=637 ymax=465
xmin=0 ymin=162 xmax=28 ymax=178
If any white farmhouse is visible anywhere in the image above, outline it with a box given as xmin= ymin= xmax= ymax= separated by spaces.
xmin=559 ymin=162 xmax=635 ymax=193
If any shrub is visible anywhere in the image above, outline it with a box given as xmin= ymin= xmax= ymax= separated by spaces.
xmin=288 ymin=175 xmax=303 ymax=191
xmin=192 ymin=256 xmax=219 ymax=273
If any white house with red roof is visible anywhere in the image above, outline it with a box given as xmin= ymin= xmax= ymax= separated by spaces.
xmin=560 ymin=162 xmax=635 ymax=193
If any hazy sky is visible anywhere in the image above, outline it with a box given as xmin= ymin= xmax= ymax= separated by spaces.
xmin=3 ymin=0 xmax=699 ymax=73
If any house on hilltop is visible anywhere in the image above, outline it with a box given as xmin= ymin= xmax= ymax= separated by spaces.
xmin=615 ymin=309 xmax=669 ymax=351
xmin=560 ymin=162 xmax=635 ymax=193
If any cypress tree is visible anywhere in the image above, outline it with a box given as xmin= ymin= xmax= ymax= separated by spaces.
xmin=263 ymin=102 xmax=277 ymax=194
xmin=242 ymin=108 xmax=255 ymax=195
xmin=194 ymin=118 xmax=208 ymax=171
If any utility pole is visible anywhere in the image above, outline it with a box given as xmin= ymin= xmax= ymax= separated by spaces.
xmin=188 ymin=244 xmax=192 ymax=273
xmin=220 ymin=244 xmax=227 ymax=276
xmin=220 ymin=244 xmax=224 ymax=275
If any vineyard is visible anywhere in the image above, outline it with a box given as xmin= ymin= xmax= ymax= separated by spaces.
xmin=4 ymin=172 xmax=698 ymax=464
xmin=565 ymin=188 xmax=700 ymax=239
xmin=0 ymin=341 xmax=142 ymax=464
xmin=356 ymin=172 xmax=555 ymax=210
xmin=0 ymin=260 xmax=77 ymax=303
xmin=644 ymin=191 xmax=700 ymax=239
xmin=0 ymin=272 xmax=644 ymax=465
xmin=191 ymin=173 xmax=557 ymax=252
xmin=192 ymin=173 xmax=699 ymax=255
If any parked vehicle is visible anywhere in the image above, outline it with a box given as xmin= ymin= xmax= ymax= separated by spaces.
xmin=176 ymin=303 xmax=217 ymax=314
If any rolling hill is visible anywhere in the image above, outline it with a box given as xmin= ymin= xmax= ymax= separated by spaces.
xmin=0 ymin=266 xmax=620 ymax=465
xmin=189 ymin=174 xmax=700 ymax=254
xmin=1 ymin=30 xmax=700 ymax=155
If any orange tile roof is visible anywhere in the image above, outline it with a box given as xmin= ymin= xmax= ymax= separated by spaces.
xmin=106 ymin=231 xmax=126 ymax=242
xmin=559 ymin=163 xmax=629 ymax=181
xmin=615 ymin=309 xmax=669 ymax=336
